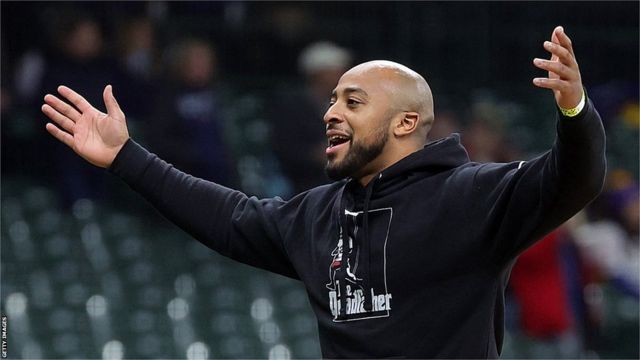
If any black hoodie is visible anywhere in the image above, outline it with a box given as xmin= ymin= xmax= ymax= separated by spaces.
xmin=109 ymin=99 xmax=605 ymax=358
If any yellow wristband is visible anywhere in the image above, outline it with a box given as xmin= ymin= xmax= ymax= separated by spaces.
xmin=559 ymin=91 xmax=586 ymax=117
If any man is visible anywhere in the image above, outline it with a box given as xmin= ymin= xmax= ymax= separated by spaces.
xmin=42 ymin=26 xmax=605 ymax=358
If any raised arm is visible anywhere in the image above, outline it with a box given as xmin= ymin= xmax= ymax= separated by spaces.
xmin=472 ymin=26 xmax=606 ymax=264
xmin=42 ymin=85 xmax=129 ymax=168
xmin=42 ymin=84 xmax=298 ymax=279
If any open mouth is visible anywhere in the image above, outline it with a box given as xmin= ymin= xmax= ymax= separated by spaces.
xmin=326 ymin=134 xmax=351 ymax=156
xmin=328 ymin=135 xmax=350 ymax=148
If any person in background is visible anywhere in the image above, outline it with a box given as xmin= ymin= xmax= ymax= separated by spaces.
xmin=508 ymin=228 xmax=583 ymax=358
xmin=113 ymin=16 xmax=159 ymax=127
xmin=564 ymin=169 xmax=639 ymax=358
xmin=268 ymin=41 xmax=353 ymax=195
xmin=149 ymin=38 xmax=235 ymax=186
xmin=462 ymin=99 xmax=522 ymax=164
xmin=572 ymin=171 xmax=639 ymax=299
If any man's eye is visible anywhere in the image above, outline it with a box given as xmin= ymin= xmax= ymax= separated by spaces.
xmin=347 ymin=99 xmax=360 ymax=106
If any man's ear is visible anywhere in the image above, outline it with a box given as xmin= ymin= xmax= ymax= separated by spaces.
xmin=393 ymin=112 xmax=420 ymax=137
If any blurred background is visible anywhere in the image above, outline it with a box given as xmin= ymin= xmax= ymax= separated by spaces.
xmin=1 ymin=1 xmax=638 ymax=359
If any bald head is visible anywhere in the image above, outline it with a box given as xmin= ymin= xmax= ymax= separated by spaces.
xmin=343 ymin=60 xmax=434 ymax=139
xmin=325 ymin=60 xmax=436 ymax=184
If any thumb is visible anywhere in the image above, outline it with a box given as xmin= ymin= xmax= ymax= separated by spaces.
xmin=103 ymin=84 xmax=122 ymax=117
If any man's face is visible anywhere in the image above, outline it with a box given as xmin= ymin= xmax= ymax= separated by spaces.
xmin=323 ymin=69 xmax=397 ymax=181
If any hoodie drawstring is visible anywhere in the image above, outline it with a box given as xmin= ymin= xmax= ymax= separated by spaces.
xmin=337 ymin=185 xmax=348 ymax=317
xmin=337 ymin=175 xmax=378 ymax=318
xmin=338 ymin=224 xmax=347 ymax=317
xmin=361 ymin=178 xmax=375 ymax=311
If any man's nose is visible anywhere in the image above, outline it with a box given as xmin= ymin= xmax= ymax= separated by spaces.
xmin=323 ymin=105 xmax=343 ymax=124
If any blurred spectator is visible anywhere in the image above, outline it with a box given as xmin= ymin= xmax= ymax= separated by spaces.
xmin=508 ymin=229 xmax=582 ymax=358
xmin=462 ymin=97 xmax=522 ymax=163
xmin=561 ymin=171 xmax=640 ymax=358
xmin=267 ymin=41 xmax=353 ymax=195
xmin=255 ymin=3 xmax=316 ymax=75
xmin=572 ymin=175 xmax=640 ymax=299
xmin=150 ymin=38 xmax=235 ymax=186
xmin=13 ymin=49 xmax=46 ymax=106
xmin=589 ymin=81 xmax=639 ymax=178
xmin=113 ymin=16 xmax=159 ymax=125
xmin=41 ymin=15 xmax=120 ymax=100
xmin=116 ymin=17 xmax=156 ymax=80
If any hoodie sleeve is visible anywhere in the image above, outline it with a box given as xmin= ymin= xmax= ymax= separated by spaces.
xmin=108 ymin=139 xmax=299 ymax=279
xmin=470 ymin=97 xmax=606 ymax=265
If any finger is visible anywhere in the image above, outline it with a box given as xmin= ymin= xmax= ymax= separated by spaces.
xmin=45 ymin=123 xmax=75 ymax=148
xmin=554 ymin=26 xmax=575 ymax=56
xmin=544 ymin=41 xmax=575 ymax=66
xmin=41 ymin=104 xmax=76 ymax=133
xmin=103 ymin=85 xmax=122 ymax=117
xmin=44 ymin=94 xmax=81 ymax=123
xmin=548 ymin=30 xmax=560 ymax=64
xmin=57 ymin=85 xmax=93 ymax=113
xmin=551 ymin=26 xmax=561 ymax=44
xmin=532 ymin=77 xmax=572 ymax=92
xmin=533 ymin=58 xmax=576 ymax=80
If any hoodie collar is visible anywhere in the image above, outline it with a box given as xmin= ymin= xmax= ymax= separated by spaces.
xmin=347 ymin=133 xmax=470 ymax=196
xmin=379 ymin=133 xmax=469 ymax=180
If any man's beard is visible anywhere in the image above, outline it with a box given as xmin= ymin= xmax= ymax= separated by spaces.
xmin=325 ymin=128 xmax=388 ymax=181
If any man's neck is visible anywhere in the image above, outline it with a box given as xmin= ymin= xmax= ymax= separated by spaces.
xmin=356 ymin=144 xmax=423 ymax=187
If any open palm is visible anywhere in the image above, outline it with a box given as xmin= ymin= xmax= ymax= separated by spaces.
xmin=42 ymin=85 xmax=130 ymax=168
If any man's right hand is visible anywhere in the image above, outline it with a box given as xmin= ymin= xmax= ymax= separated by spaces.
xmin=42 ymin=85 xmax=130 ymax=169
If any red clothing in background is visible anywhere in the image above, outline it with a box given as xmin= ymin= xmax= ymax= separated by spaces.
xmin=510 ymin=230 xmax=573 ymax=338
